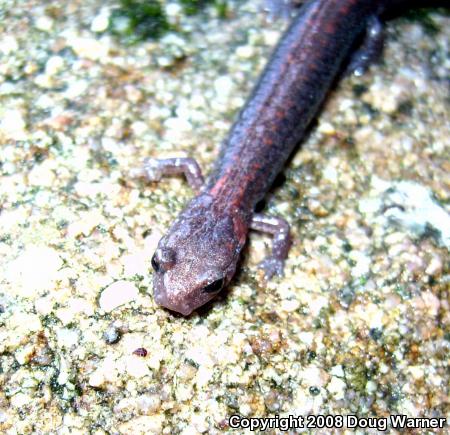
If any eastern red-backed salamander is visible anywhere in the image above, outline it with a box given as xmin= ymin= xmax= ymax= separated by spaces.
xmin=138 ymin=0 xmax=437 ymax=315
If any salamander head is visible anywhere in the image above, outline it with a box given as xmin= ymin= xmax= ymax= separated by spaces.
xmin=151 ymin=194 xmax=247 ymax=316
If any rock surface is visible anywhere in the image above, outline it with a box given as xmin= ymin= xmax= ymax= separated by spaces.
xmin=0 ymin=1 xmax=448 ymax=433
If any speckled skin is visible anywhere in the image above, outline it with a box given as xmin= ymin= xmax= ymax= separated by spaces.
xmin=151 ymin=0 xmax=409 ymax=316
xmin=208 ymin=0 xmax=385 ymax=206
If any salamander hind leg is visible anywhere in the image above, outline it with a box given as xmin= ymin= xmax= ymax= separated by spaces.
xmin=264 ymin=0 xmax=304 ymax=20
xmin=250 ymin=213 xmax=291 ymax=279
xmin=346 ymin=16 xmax=384 ymax=77
xmin=133 ymin=157 xmax=205 ymax=192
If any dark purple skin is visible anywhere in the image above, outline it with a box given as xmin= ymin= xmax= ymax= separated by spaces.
xmin=148 ymin=0 xmax=416 ymax=316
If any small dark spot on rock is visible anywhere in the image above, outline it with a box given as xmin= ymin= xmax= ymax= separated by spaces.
xmin=249 ymin=331 xmax=282 ymax=356
xmin=33 ymin=151 xmax=47 ymax=163
xmin=397 ymin=100 xmax=413 ymax=116
xmin=217 ymin=418 xmax=229 ymax=430
xmin=30 ymin=331 xmax=54 ymax=366
xmin=250 ymin=337 xmax=272 ymax=356
xmin=264 ymin=390 xmax=283 ymax=412
xmin=133 ymin=347 xmax=148 ymax=357
xmin=307 ymin=350 xmax=317 ymax=361
xmin=388 ymin=389 xmax=402 ymax=405
xmin=343 ymin=241 xmax=352 ymax=252
xmin=56 ymin=219 xmax=69 ymax=230
xmin=343 ymin=136 xmax=355 ymax=148
xmin=361 ymin=102 xmax=378 ymax=117
xmin=103 ymin=326 xmax=122 ymax=344
xmin=224 ymin=393 xmax=239 ymax=410
xmin=260 ymin=311 xmax=280 ymax=323
xmin=31 ymin=346 xmax=54 ymax=366
xmin=352 ymin=83 xmax=368 ymax=97
xmin=309 ymin=386 xmax=320 ymax=396
xmin=339 ymin=285 xmax=355 ymax=308
xmin=287 ymin=186 xmax=300 ymax=199
xmin=369 ymin=327 xmax=383 ymax=341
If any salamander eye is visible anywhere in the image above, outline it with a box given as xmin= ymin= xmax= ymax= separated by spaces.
xmin=151 ymin=254 xmax=160 ymax=272
xmin=151 ymin=247 xmax=176 ymax=273
xmin=202 ymin=278 xmax=225 ymax=294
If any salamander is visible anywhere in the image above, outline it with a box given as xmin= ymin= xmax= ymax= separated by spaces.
xmin=139 ymin=0 xmax=438 ymax=315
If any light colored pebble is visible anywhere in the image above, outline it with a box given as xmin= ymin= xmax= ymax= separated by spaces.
xmin=34 ymin=296 xmax=54 ymax=316
xmin=330 ymin=365 xmax=345 ymax=378
xmin=45 ymin=56 xmax=65 ymax=76
xmin=301 ymin=367 xmax=329 ymax=387
xmin=137 ymin=394 xmax=161 ymax=415
xmin=88 ymin=369 xmax=106 ymax=388
xmin=322 ymin=164 xmax=338 ymax=183
xmin=164 ymin=116 xmax=192 ymax=132
xmin=55 ymin=298 xmax=94 ymax=324
xmin=118 ymin=415 xmax=164 ymax=435
xmin=34 ymin=73 xmax=54 ymax=89
xmin=6 ymin=246 xmax=63 ymax=296
xmin=318 ymin=121 xmax=335 ymax=135
xmin=0 ymin=108 xmax=27 ymax=140
xmin=280 ymin=298 xmax=300 ymax=312
xmin=35 ymin=15 xmax=54 ymax=32
xmin=10 ymin=393 xmax=31 ymax=409
xmin=408 ymin=366 xmax=424 ymax=380
xmin=67 ymin=210 xmax=104 ymax=238
xmin=68 ymin=37 xmax=109 ymax=61
xmin=91 ymin=9 xmax=110 ymax=33
xmin=0 ymin=35 xmax=19 ymax=54
xmin=366 ymin=380 xmax=377 ymax=394
xmin=56 ymin=328 xmax=80 ymax=350
xmin=349 ymin=251 xmax=371 ymax=277
xmin=28 ymin=161 xmax=56 ymax=187
xmin=64 ymin=79 xmax=89 ymax=99
xmin=166 ymin=3 xmax=182 ymax=17
xmin=99 ymin=280 xmax=139 ymax=312
xmin=236 ymin=45 xmax=254 ymax=59
xmin=122 ymin=250 xmax=149 ymax=277
xmin=214 ymin=75 xmax=233 ymax=99
xmin=131 ymin=121 xmax=149 ymax=136
xmin=327 ymin=376 xmax=346 ymax=400
xmin=125 ymin=355 xmax=151 ymax=378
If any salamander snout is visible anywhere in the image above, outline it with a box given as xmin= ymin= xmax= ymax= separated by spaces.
xmin=151 ymin=244 xmax=234 ymax=316
xmin=150 ymin=195 xmax=247 ymax=315
xmin=152 ymin=278 xmax=194 ymax=316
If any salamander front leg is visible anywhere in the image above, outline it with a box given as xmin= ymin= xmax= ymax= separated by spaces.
xmin=250 ymin=213 xmax=291 ymax=279
xmin=134 ymin=157 xmax=204 ymax=192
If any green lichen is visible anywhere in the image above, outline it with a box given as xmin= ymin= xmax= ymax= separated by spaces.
xmin=109 ymin=0 xmax=169 ymax=43
xmin=109 ymin=0 xmax=229 ymax=44
xmin=401 ymin=7 xmax=448 ymax=36
xmin=180 ymin=0 xmax=228 ymax=17
xmin=345 ymin=358 xmax=371 ymax=395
